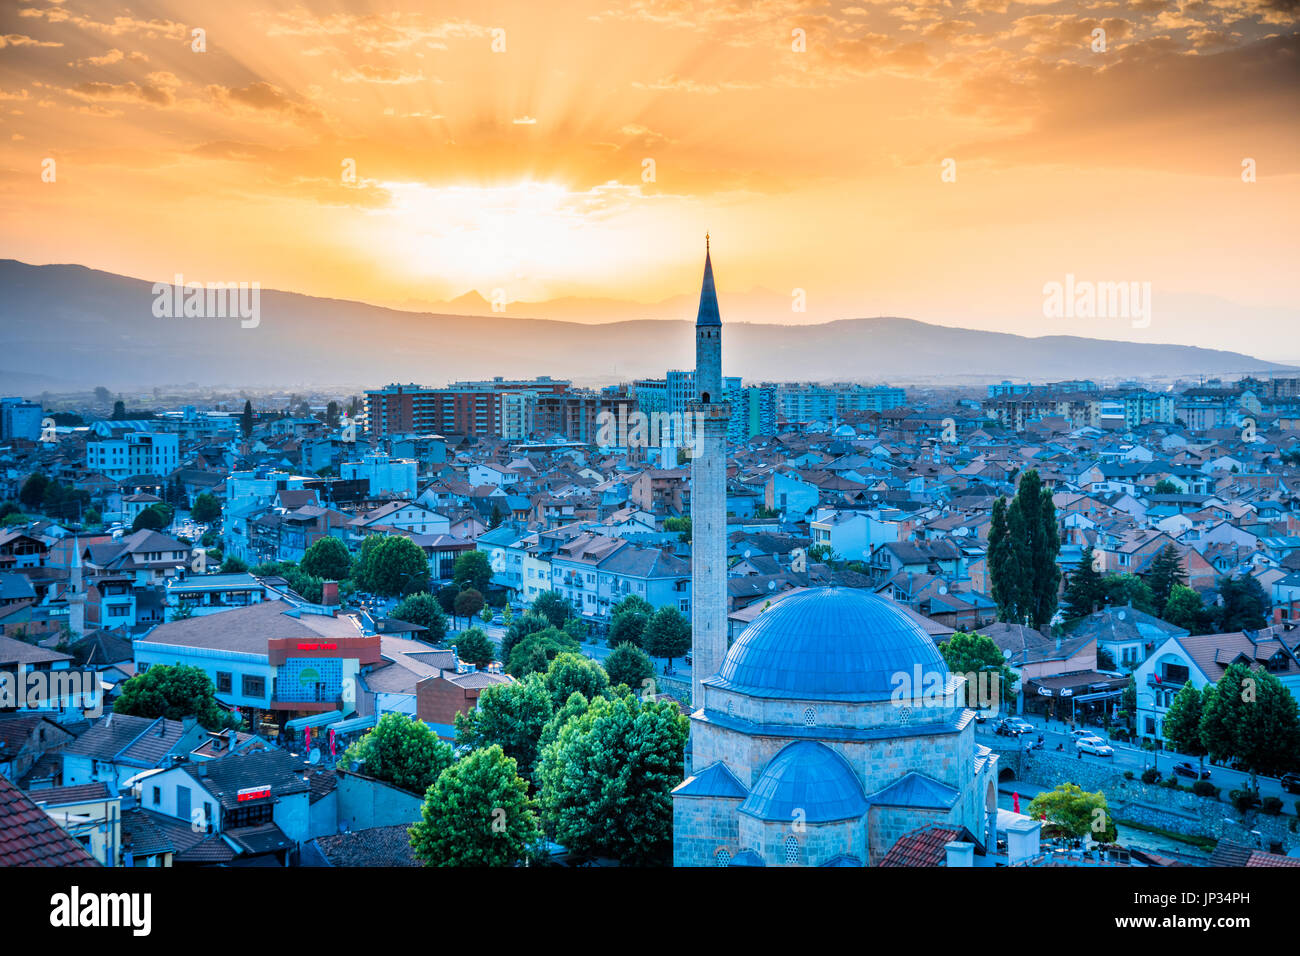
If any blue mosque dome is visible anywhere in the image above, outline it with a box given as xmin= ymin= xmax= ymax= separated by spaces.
xmin=738 ymin=741 xmax=868 ymax=823
xmin=709 ymin=587 xmax=947 ymax=701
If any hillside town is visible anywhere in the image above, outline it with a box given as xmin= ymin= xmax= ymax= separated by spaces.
xmin=2 ymin=347 xmax=1300 ymax=869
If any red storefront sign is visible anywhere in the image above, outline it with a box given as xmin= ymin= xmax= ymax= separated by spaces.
xmin=237 ymin=785 xmax=272 ymax=802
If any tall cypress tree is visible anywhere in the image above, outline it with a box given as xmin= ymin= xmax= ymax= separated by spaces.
xmin=240 ymin=399 xmax=254 ymax=439
xmin=1146 ymin=544 xmax=1186 ymax=618
xmin=988 ymin=469 xmax=1060 ymax=629
xmin=1063 ymin=546 xmax=1104 ymax=619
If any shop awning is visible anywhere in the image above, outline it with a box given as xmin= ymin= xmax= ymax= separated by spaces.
xmin=284 ymin=710 xmax=345 ymax=731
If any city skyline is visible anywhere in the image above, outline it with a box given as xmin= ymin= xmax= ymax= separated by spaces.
xmin=0 ymin=0 xmax=1297 ymax=358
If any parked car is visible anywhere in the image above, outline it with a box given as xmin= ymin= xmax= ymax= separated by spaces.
xmin=996 ymin=718 xmax=1033 ymax=737
xmin=1281 ymin=773 xmax=1300 ymax=794
xmin=1076 ymin=738 xmax=1114 ymax=756
xmin=1172 ymin=761 xmax=1211 ymax=780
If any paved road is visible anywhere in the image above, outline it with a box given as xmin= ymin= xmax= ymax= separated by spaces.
xmin=977 ymin=711 xmax=1298 ymax=814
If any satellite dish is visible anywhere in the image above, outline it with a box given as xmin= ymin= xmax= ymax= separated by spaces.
xmin=768 ymin=581 xmax=776 ymax=590
xmin=308 ymin=748 xmax=321 ymax=765
xmin=1118 ymin=611 xmax=1127 ymax=621
xmin=939 ymin=585 xmax=948 ymax=595
xmin=744 ymin=549 xmax=751 ymax=558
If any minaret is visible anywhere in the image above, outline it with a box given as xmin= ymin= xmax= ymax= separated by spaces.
xmin=690 ymin=235 xmax=728 ymax=711
xmin=68 ymin=535 xmax=85 ymax=637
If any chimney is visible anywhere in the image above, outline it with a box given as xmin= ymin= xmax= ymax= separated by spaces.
xmin=322 ymin=580 xmax=339 ymax=608
xmin=182 ymin=715 xmax=197 ymax=734
xmin=944 ymin=840 xmax=975 ymax=868
xmin=1006 ymin=818 xmax=1042 ymax=866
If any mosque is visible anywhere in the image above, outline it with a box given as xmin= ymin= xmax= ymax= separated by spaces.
xmin=671 ymin=242 xmax=999 ymax=867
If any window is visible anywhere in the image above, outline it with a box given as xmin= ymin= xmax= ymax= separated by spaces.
xmin=215 ymin=672 xmax=232 ymax=694
xmin=151 ymin=786 xmax=160 ymax=806
xmin=714 ymin=848 xmax=731 ymax=867
xmin=242 ymin=675 xmax=265 ymax=698
xmin=803 ymin=707 xmax=816 ymax=727
xmin=784 ymin=836 xmax=800 ymax=865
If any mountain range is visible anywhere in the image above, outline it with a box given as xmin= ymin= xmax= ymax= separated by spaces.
xmin=0 ymin=259 xmax=1291 ymax=393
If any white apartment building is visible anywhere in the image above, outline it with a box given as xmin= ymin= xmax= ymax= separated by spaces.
xmin=86 ymin=431 xmax=179 ymax=480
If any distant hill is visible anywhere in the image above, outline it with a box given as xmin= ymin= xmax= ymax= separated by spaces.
xmin=0 ymin=259 xmax=1290 ymax=392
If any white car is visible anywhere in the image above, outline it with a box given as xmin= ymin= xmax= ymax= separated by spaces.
xmin=1076 ymin=738 xmax=1114 ymax=756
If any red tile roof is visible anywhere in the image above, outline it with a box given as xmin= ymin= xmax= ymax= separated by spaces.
xmin=878 ymin=824 xmax=965 ymax=867
xmin=0 ymin=773 xmax=98 ymax=866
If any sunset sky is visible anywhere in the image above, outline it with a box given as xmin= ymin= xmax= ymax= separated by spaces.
xmin=1 ymin=0 xmax=1297 ymax=358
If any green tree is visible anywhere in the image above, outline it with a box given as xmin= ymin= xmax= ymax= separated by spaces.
xmin=391 ymin=592 xmax=449 ymax=644
xmin=606 ymin=642 xmax=655 ymax=693
xmin=1062 ymin=547 xmax=1105 ymax=619
xmin=1162 ymin=683 xmax=1207 ymax=772
xmin=1214 ymin=575 xmax=1269 ymax=633
xmin=131 ymin=505 xmax=168 ymax=533
xmin=454 ymin=674 xmax=553 ymax=775
xmin=326 ymin=400 xmax=340 ymax=428
xmin=1100 ymin=574 xmax=1157 ymax=616
xmin=190 ymin=492 xmax=223 ymax=524
xmin=1163 ymin=584 xmax=1211 ymax=635
xmin=114 ymin=664 xmax=236 ymax=730
xmin=436 ymin=584 xmax=460 ymax=614
xmin=220 ymin=555 xmax=249 ymax=574
xmin=1026 ymin=783 xmax=1117 ymax=842
xmin=506 ymin=626 xmax=581 ymax=678
xmin=608 ymin=601 xmax=652 ymax=649
xmin=543 ymin=652 xmax=609 ymax=709
xmin=19 ymin=474 xmax=50 ymax=511
xmin=340 ymin=713 xmax=454 ymax=795
xmin=988 ymin=470 xmax=1059 ymax=628
xmin=642 ymin=606 xmax=691 ymax=667
xmin=530 ymin=590 xmax=574 ymax=628
xmin=454 ymin=588 xmax=485 ymax=626
xmin=454 ymin=627 xmax=496 ymax=669
xmin=300 ymin=536 xmax=352 ymax=581
xmin=354 ymin=535 xmax=430 ymax=596
xmin=1200 ymin=663 xmax=1300 ymax=784
xmin=1145 ymin=544 xmax=1187 ymax=618
xmin=409 ymin=745 xmax=540 ymax=867
xmin=453 ymin=550 xmax=493 ymax=594
xmin=537 ymin=693 xmax=688 ymax=866
xmin=240 ymin=399 xmax=254 ymax=439
xmin=500 ymin=612 xmax=551 ymax=664
xmin=939 ymin=630 xmax=1016 ymax=711
xmin=664 ymin=516 xmax=691 ymax=544
xmin=111 ymin=399 xmax=127 ymax=421
xmin=1152 ymin=479 xmax=1178 ymax=495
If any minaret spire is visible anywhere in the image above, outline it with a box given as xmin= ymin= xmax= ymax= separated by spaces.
xmin=689 ymin=238 xmax=727 ymax=717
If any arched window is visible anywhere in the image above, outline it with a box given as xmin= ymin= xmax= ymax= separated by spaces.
xmin=701 ymin=392 xmax=711 ymax=403
xmin=784 ymin=836 xmax=800 ymax=865
xmin=802 ymin=707 xmax=816 ymax=727
xmin=715 ymin=848 xmax=731 ymax=867
xmin=898 ymin=706 xmax=913 ymax=726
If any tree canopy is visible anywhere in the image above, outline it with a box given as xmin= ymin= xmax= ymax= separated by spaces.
xmin=391 ymin=591 xmax=449 ymax=644
xmin=409 ymin=745 xmax=540 ymax=867
xmin=987 ymin=469 xmax=1059 ymax=628
xmin=300 ymin=536 xmax=352 ymax=582
xmin=453 ymin=550 xmax=493 ymax=594
xmin=605 ymin=642 xmax=655 ymax=694
xmin=454 ymin=675 xmax=553 ymax=776
xmin=340 ymin=712 xmax=454 ymax=795
xmin=454 ymin=627 xmax=496 ymax=669
xmin=354 ymin=535 xmax=430 ymax=596
xmin=114 ymin=664 xmax=236 ymax=730
xmin=537 ymin=693 xmax=688 ymax=866
xmin=1026 ymin=783 xmax=1117 ymax=842
xmin=642 ymin=606 xmax=691 ymax=666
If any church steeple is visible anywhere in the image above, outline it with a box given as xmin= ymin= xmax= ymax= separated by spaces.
xmin=696 ymin=235 xmax=721 ymax=328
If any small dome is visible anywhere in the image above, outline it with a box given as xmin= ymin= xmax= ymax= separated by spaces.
xmin=710 ymin=587 xmax=947 ymax=701
xmin=738 ymin=741 xmax=868 ymax=823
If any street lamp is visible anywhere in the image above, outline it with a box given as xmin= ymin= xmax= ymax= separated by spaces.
xmin=1137 ymin=691 xmax=1162 ymax=773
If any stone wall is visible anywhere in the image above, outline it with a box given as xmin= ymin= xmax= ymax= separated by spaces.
xmin=998 ymin=747 xmax=1300 ymax=853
